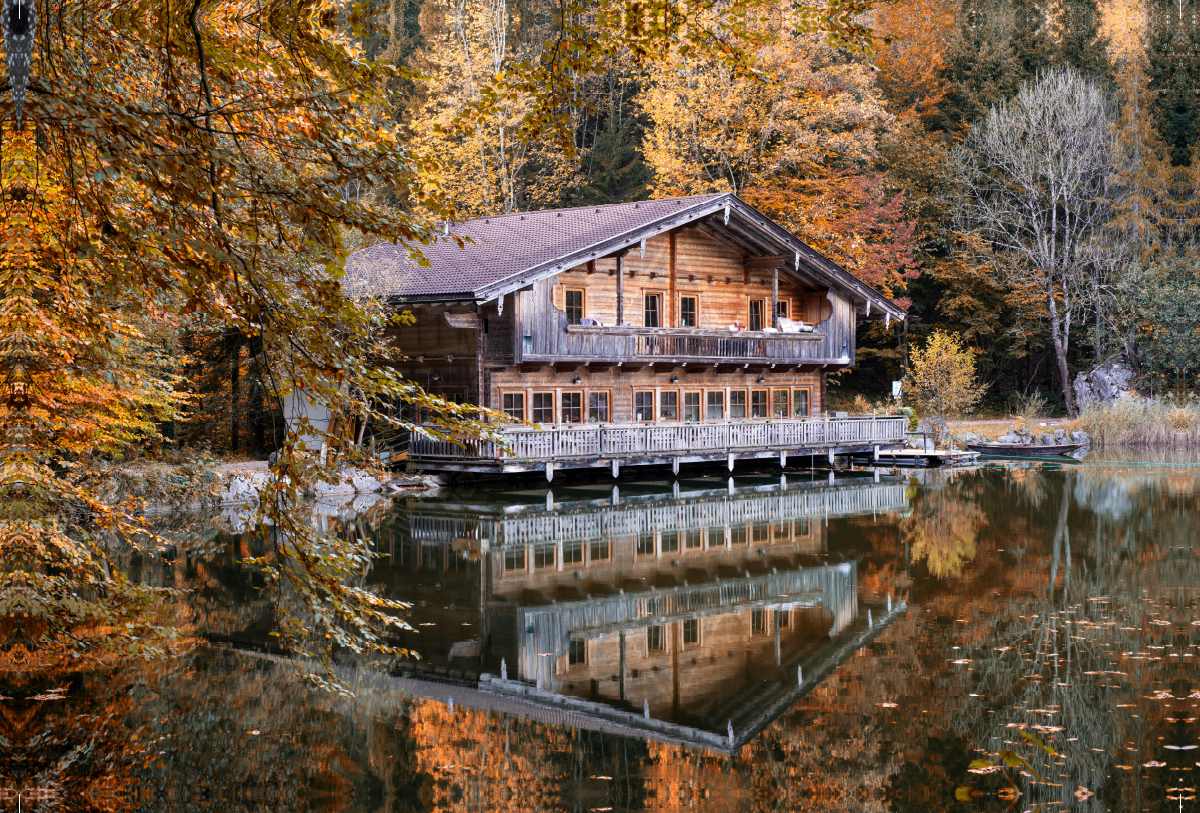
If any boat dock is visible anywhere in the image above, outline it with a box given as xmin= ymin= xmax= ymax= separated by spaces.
xmin=852 ymin=448 xmax=981 ymax=468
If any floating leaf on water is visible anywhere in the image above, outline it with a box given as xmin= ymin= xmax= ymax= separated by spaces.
xmin=1144 ymin=761 xmax=1167 ymax=768
xmin=954 ymin=787 xmax=984 ymax=801
xmin=877 ymin=702 xmax=898 ymax=708
xmin=1164 ymin=745 xmax=1199 ymax=751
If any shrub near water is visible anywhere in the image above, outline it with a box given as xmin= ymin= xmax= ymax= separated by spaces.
xmin=1075 ymin=400 xmax=1200 ymax=445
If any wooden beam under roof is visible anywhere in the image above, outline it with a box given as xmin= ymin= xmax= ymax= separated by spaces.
xmin=692 ymin=221 xmax=755 ymax=256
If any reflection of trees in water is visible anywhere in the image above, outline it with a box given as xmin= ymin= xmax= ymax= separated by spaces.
xmin=905 ymin=475 xmax=988 ymax=579
xmin=952 ymin=468 xmax=1200 ymax=810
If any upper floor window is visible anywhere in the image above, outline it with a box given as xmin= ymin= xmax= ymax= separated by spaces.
xmin=748 ymin=299 xmax=764 ymax=331
xmin=777 ymin=300 xmax=788 ymax=319
xmin=683 ymin=391 xmax=701 ymax=422
xmin=644 ymin=294 xmax=662 ymax=328
xmin=730 ymin=390 xmax=746 ymax=419
xmin=680 ymin=296 xmax=697 ymax=327
xmin=564 ymin=289 xmax=584 ymax=325
xmin=706 ymin=390 xmax=724 ymax=420
xmin=502 ymin=392 xmax=525 ymax=421
xmin=772 ymin=390 xmax=789 ymax=418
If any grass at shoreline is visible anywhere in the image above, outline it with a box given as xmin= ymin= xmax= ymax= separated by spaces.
xmin=1074 ymin=400 xmax=1200 ymax=446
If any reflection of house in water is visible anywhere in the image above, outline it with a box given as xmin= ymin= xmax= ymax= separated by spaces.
xmin=376 ymin=475 xmax=908 ymax=749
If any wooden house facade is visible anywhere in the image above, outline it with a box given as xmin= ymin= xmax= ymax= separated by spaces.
xmin=344 ymin=193 xmax=907 ymax=475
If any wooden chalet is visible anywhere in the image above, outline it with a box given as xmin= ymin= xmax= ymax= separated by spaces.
xmin=344 ymin=193 xmax=908 ymax=476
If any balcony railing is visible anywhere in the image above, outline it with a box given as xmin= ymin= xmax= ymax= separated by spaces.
xmin=410 ymin=416 xmax=907 ymax=462
xmin=532 ymin=325 xmax=834 ymax=364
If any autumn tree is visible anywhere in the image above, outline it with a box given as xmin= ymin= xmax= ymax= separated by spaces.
xmin=948 ymin=67 xmax=1119 ymax=416
xmin=904 ymin=330 xmax=985 ymax=429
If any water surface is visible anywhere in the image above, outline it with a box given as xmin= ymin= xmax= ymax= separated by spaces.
xmin=4 ymin=453 xmax=1199 ymax=811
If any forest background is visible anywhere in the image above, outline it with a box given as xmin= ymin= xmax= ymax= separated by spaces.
xmin=179 ymin=0 xmax=1181 ymax=439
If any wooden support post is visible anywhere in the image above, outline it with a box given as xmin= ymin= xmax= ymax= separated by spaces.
xmin=619 ymin=632 xmax=627 ymax=701
xmin=727 ymin=452 xmax=735 ymax=472
xmin=774 ymin=612 xmax=781 ymax=666
xmin=545 ymin=461 xmax=554 ymax=482
xmin=612 ymin=485 xmax=620 ymax=504
xmin=616 ymin=254 xmax=624 ymax=326
xmin=771 ymin=266 xmax=779 ymax=329
xmin=827 ymin=449 xmax=835 ymax=466
xmin=873 ymin=444 xmax=880 ymax=461
xmin=780 ymin=450 xmax=787 ymax=468
xmin=546 ymin=490 xmax=554 ymax=511
xmin=612 ymin=459 xmax=620 ymax=478
xmin=672 ymin=457 xmax=680 ymax=475
xmin=669 ymin=231 xmax=678 ymax=326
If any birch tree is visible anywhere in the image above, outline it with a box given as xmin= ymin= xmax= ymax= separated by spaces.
xmin=948 ymin=67 xmax=1118 ymax=415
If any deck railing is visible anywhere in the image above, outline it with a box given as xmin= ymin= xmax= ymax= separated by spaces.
xmin=555 ymin=325 xmax=827 ymax=363
xmin=410 ymin=416 xmax=907 ymax=461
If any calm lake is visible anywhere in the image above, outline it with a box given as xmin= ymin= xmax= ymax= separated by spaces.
xmin=8 ymin=451 xmax=1200 ymax=812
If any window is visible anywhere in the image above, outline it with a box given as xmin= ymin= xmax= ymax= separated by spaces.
xmin=661 ymin=531 xmax=679 ymax=553
xmin=682 ymin=619 xmax=700 ymax=646
xmin=731 ymin=525 xmax=748 ymax=545
xmin=752 ymin=610 xmax=766 ymax=634
xmin=588 ymin=392 xmax=609 ymax=422
xmin=777 ymin=610 xmax=790 ymax=629
xmin=708 ymin=527 xmax=725 ymax=548
xmin=752 ymin=522 xmax=770 ymax=543
xmin=504 ymin=547 xmax=526 ymax=573
xmin=647 ymin=626 xmax=665 ymax=652
xmin=795 ymin=517 xmax=811 ymax=536
xmin=772 ymin=390 xmax=789 ymax=418
xmin=569 ymin=639 xmax=587 ymax=665
xmin=660 ymin=391 xmax=678 ymax=421
xmin=443 ymin=392 xmax=467 ymax=404
xmin=589 ymin=539 xmax=610 ymax=562
xmin=644 ymin=293 xmax=662 ymax=327
xmin=683 ymin=392 xmax=701 ymax=422
xmin=680 ymin=296 xmax=697 ymax=327
xmin=561 ymin=392 xmax=582 ymax=423
xmin=563 ymin=541 xmax=584 ymax=565
xmin=532 ymin=392 xmax=555 ymax=423
xmin=748 ymin=299 xmax=764 ymax=331
xmin=729 ymin=390 xmax=746 ymax=419
xmin=793 ymin=389 xmax=810 ymax=417
xmin=565 ymin=289 xmax=584 ymax=325
xmin=751 ymin=390 xmax=768 ymax=418
xmin=502 ymin=392 xmax=525 ymax=421
xmin=637 ymin=532 xmax=656 ymax=557
xmin=777 ymin=300 xmax=788 ymax=319
xmin=634 ymin=391 xmax=655 ymax=422
xmin=534 ymin=545 xmax=556 ymax=569
xmin=706 ymin=391 xmax=724 ymax=420
xmin=773 ymin=520 xmax=788 ymax=541
xmin=685 ymin=529 xmax=703 ymax=550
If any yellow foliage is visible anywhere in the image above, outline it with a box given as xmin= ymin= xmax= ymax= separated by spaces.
xmin=903 ymin=330 xmax=985 ymax=425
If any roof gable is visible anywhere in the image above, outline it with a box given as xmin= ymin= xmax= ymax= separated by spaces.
xmin=343 ymin=193 xmax=905 ymax=320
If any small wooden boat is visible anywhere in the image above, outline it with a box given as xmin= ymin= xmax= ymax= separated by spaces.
xmin=966 ymin=442 xmax=1086 ymax=458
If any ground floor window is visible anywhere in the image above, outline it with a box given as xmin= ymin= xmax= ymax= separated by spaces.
xmin=532 ymin=391 xmax=555 ymax=423
xmin=534 ymin=544 xmax=556 ymax=569
xmin=504 ymin=547 xmax=526 ymax=573
xmin=772 ymin=389 xmax=789 ymax=418
xmin=682 ymin=618 xmax=701 ymax=646
xmin=502 ymin=392 xmax=525 ymax=421
xmin=708 ymin=527 xmax=724 ymax=548
xmin=647 ymin=626 xmax=666 ymax=652
xmin=637 ymin=531 xmax=655 ymax=557
xmin=563 ymin=541 xmax=584 ymax=565
xmin=793 ymin=388 xmax=810 ymax=417
xmin=634 ymin=390 xmax=654 ymax=421
xmin=730 ymin=389 xmax=747 ymax=419
xmin=661 ymin=531 xmax=679 ymax=553
xmin=685 ymin=529 xmax=703 ymax=550
xmin=706 ymin=390 xmax=724 ymax=420
xmin=752 ymin=610 xmax=766 ymax=635
xmin=751 ymin=389 xmax=768 ymax=418
xmin=569 ymin=639 xmax=587 ymax=665
xmin=588 ymin=391 xmax=609 ymax=422
xmin=561 ymin=391 xmax=582 ymax=423
xmin=589 ymin=539 xmax=610 ymax=561
xmin=660 ymin=391 xmax=678 ymax=421
xmin=777 ymin=609 xmax=790 ymax=628
xmin=683 ymin=391 xmax=701 ymax=422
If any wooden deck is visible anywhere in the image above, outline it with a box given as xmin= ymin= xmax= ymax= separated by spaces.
xmin=410 ymin=415 xmax=907 ymax=475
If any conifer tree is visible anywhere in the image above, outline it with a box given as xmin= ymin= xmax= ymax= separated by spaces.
xmin=1146 ymin=0 xmax=1200 ymax=165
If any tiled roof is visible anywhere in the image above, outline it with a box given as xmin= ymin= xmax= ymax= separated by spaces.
xmin=343 ymin=195 xmax=724 ymax=299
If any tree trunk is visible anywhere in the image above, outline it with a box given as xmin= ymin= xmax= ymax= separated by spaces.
xmin=1045 ymin=283 xmax=1077 ymax=417
xmin=230 ymin=344 xmax=241 ymax=452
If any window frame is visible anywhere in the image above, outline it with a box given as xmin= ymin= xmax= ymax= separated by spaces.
xmin=682 ymin=618 xmax=701 ymax=647
xmin=564 ymin=288 xmax=585 ymax=325
xmin=729 ymin=389 xmax=747 ymax=420
xmin=634 ymin=390 xmax=655 ymax=422
xmin=792 ymin=388 xmax=811 ymax=418
xmin=751 ymin=389 xmax=769 ymax=419
xmin=643 ymin=291 xmax=663 ymax=328
xmin=532 ymin=391 xmax=555 ymax=423
xmin=679 ymin=295 xmax=698 ymax=328
xmin=776 ymin=299 xmax=789 ymax=320
xmin=748 ymin=299 xmax=765 ymax=331
xmin=646 ymin=625 xmax=666 ymax=653
xmin=502 ymin=392 xmax=526 ymax=421
xmin=587 ymin=390 xmax=610 ymax=423
xmin=683 ymin=391 xmax=701 ymax=422
xmin=771 ymin=389 xmax=789 ymax=418
xmin=561 ymin=391 xmax=583 ymax=424
xmin=705 ymin=390 xmax=725 ymax=421
xmin=568 ymin=638 xmax=587 ymax=665
xmin=503 ymin=547 xmax=527 ymax=574
xmin=659 ymin=390 xmax=679 ymax=422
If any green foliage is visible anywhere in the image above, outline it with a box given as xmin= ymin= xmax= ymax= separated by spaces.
xmin=1134 ymin=256 xmax=1200 ymax=384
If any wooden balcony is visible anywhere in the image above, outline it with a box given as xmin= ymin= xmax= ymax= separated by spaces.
xmin=410 ymin=415 xmax=907 ymax=474
xmin=549 ymin=325 xmax=831 ymax=365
